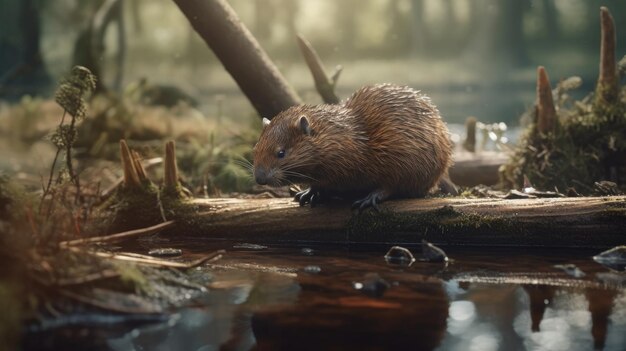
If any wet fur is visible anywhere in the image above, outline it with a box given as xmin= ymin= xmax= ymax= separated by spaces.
xmin=253 ymin=84 xmax=453 ymax=200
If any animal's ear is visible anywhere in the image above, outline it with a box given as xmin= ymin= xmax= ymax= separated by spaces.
xmin=299 ymin=115 xmax=311 ymax=136
xmin=262 ymin=117 xmax=271 ymax=128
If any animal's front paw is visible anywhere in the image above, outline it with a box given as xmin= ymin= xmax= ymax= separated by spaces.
xmin=294 ymin=188 xmax=323 ymax=207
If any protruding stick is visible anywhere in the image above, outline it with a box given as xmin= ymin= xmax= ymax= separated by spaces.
xmin=296 ymin=34 xmax=340 ymax=104
xmin=595 ymin=7 xmax=619 ymax=107
xmin=536 ymin=66 xmax=557 ymax=134
xmin=330 ymin=65 xmax=343 ymax=87
xmin=164 ymin=140 xmax=178 ymax=188
xmin=120 ymin=140 xmax=140 ymax=188
xmin=131 ymin=150 xmax=147 ymax=181
xmin=463 ymin=116 xmax=477 ymax=152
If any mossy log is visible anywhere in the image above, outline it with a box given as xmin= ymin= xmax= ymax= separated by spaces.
xmin=174 ymin=196 xmax=626 ymax=248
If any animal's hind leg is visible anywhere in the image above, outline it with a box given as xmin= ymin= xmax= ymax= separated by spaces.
xmin=352 ymin=189 xmax=390 ymax=212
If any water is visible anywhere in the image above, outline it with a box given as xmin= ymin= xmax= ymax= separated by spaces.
xmin=25 ymin=242 xmax=626 ymax=351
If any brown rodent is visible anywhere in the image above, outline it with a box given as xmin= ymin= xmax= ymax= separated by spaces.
xmin=253 ymin=83 xmax=453 ymax=210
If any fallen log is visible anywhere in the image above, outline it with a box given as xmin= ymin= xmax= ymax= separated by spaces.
xmin=449 ymin=150 xmax=508 ymax=186
xmin=173 ymin=196 xmax=626 ymax=248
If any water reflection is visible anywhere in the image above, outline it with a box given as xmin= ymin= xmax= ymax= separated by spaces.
xmin=25 ymin=246 xmax=626 ymax=351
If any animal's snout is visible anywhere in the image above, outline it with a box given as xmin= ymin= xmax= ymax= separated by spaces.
xmin=254 ymin=167 xmax=268 ymax=185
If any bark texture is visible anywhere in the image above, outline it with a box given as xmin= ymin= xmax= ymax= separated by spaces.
xmin=176 ymin=196 xmax=626 ymax=248
xmin=172 ymin=0 xmax=301 ymax=118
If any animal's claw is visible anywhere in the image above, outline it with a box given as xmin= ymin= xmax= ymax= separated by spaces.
xmin=294 ymin=188 xmax=322 ymax=207
xmin=352 ymin=191 xmax=385 ymax=213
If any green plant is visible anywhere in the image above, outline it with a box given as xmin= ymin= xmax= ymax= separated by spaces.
xmin=42 ymin=66 xmax=96 ymax=208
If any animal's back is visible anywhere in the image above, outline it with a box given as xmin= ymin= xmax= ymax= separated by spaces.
xmin=344 ymin=84 xmax=452 ymax=197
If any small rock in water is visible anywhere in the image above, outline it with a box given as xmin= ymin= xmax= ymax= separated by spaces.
xmin=593 ymin=246 xmax=626 ymax=272
xmin=352 ymin=273 xmax=390 ymax=298
xmin=421 ymin=240 xmax=448 ymax=263
xmin=303 ymin=265 xmax=321 ymax=274
xmin=148 ymin=248 xmax=182 ymax=257
xmin=554 ymin=264 xmax=586 ymax=278
xmin=233 ymin=243 xmax=268 ymax=250
xmin=301 ymin=247 xmax=315 ymax=256
xmin=384 ymin=246 xmax=415 ymax=266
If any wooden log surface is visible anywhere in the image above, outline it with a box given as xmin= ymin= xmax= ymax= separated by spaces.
xmin=176 ymin=196 xmax=626 ymax=248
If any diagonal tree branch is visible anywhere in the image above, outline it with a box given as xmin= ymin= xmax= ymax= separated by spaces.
xmin=172 ymin=0 xmax=301 ymax=118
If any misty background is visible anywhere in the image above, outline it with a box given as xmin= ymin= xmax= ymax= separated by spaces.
xmin=2 ymin=0 xmax=626 ymax=125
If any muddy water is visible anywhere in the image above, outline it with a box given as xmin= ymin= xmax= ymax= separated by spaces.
xmin=28 ymin=242 xmax=626 ymax=351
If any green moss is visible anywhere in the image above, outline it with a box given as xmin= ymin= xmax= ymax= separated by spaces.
xmin=96 ymin=181 xmax=164 ymax=233
xmin=346 ymin=205 xmax=519 ymax=242
xmin=113 ymin=262 xmax=151 ymax=295
xmin=501 ymin=82 xmax=626 ymax=192
xmin=92 ymin=177 xmax=203 ymax=235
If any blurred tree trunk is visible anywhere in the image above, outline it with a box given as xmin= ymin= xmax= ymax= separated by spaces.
xmin=20 ymin=0 xmax=44 ymax=68
xmin=0 ymin=0 xmax=51 ymax=98
xmin=72 ymin=0 xmax=126 ymax=92
xmin=172 ymin=0 xmax=301 ymax=118
xmin=462 ymin=0 xmax=480 ymax=51
xmin=337 ymin=0 xmax=359 ymax=53
xmin=410 ymin=0 xmax=428 ymax=56
xmin=113 ymin=0 xmax=126 ymax=91
xmin=386 ymin=0 xmax=410 ymax=54
xmin=499 ymin=0 xmax=529 ymax=66
xmin=129 ymin=0 xmax=143 ymax=34
xmin=541 ymin=0 xmax=559 ymax=41
xmin=440 ymin=0 xmax=457 ymax=45
xmin=276 ymin=0 xmax=300 ymax=57
xmin=466 ymin=0 xmax=529 ymax=68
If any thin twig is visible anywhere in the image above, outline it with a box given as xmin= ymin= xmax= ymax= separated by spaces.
xmin=71 ymin=248 xmax=225 ymax=269
xmin=59 ymin=220 xmax=175 ymax=247
xmin=66 ymin=114 xmax=81 ymax=204
xmin=40 ymin=110 xmax=67 ymax=214
xmin=53 ymin=269 xmax=120 ymax=287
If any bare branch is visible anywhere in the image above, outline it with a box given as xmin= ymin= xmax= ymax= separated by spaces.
xmin=595 ymin=7 xmax=619 ymax=107
xmin=296 ymin=34 xmax=340 ymax=104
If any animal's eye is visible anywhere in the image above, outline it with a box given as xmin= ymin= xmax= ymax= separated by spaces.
xmin=277 ymin=150 xmax=286 ymax=158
